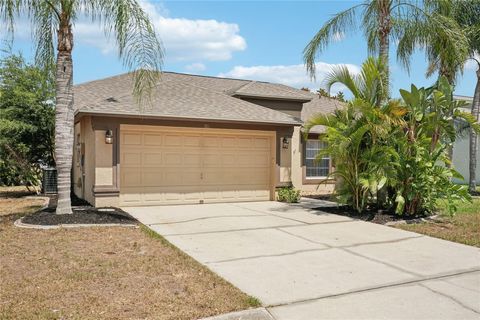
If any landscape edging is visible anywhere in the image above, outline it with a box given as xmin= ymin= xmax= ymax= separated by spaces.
xmin=14 ymin=218 xmax=138 ymax=230
xmin=14 ymin=195 xmax=137 ymax=229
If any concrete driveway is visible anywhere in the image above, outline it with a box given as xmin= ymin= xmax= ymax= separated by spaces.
xmin=125 ymin=199 xmax=480 ymax=320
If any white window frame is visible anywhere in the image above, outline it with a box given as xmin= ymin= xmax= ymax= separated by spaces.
xmin=305 ymin=139 xmax=330 ymax=179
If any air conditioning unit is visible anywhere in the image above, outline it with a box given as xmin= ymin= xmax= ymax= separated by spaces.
xmin=42 ymin=167 xmax=57 ymax=194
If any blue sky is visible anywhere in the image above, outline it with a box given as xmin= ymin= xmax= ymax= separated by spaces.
xmin=4 ymin=0 xmax=478 ymax=98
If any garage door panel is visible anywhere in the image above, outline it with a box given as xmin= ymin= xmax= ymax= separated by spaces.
xmin=237 ymin=137 xmax=254 ymax=148
xmin=254 ymin=137 xmax=270 ymax=148
xmin=143 ymin=152 xmax=162 ymax=165
xmin=183 ymin=153 xmax=202 ymax=166
xmin=122 ymin=168 xmax=142 ymax=186
xmin=120 ymin=127 xmax=273 ymax=205
xmin=123 ymin=133 xmax=142 ymax=145
xmin=122 ymin=152 xmax=142 ymax=166
xmin=144 ymin=133 xmax=163 ymax=146
xmin=203 ymin=136 xmax=220 ymax=147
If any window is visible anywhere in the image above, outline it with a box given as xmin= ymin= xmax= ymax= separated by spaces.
xmin=305 ymin=139 xmax=330 ymax=178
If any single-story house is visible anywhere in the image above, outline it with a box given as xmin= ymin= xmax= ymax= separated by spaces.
xmin=73 ymin=72 xmax=343 ymax=207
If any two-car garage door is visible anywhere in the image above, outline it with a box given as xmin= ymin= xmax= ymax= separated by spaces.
xmin=120 ymin=125 xmax=275 ymax=206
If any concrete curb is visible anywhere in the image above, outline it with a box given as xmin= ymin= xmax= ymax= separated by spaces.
xmin=198 ymin=308 xmax=274 ymax=320
xmin=14 ymin=218 xmax=138 ymax=230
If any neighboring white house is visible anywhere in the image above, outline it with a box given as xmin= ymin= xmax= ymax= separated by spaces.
xmin=452 ymin=95 xmax=480 ymax=184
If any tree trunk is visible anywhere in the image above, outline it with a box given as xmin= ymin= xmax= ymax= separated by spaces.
xmin=469 ymin=67 xmax=480 ymax=193
xmin=55 ymin=12 xmax=74 ymax=214
xmin=378 ymin=0 xmax=391 ymax=104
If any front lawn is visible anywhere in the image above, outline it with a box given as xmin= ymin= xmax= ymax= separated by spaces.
xmin=0 ymin=187 xmax=258 ymax=320
xmin=396 ymin=198 xmax=480 ymax=247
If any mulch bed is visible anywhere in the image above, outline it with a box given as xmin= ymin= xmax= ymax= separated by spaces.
xmin=21 ymin=193 xmax=137 ymax=226
xmin=314 ymin=205 xmax=428 ymax=224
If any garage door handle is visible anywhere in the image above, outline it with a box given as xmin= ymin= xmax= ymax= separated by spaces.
xmin=200 ymin=173 xmax=203 ymax=179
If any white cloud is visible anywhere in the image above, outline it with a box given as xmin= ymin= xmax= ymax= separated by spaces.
xmin=465 ymin=53 xmax=480 ymax=71
xmin=219 ymin=62 xmax=361 ymax=94
xmin=185 ymin=62 xmax=206 ymax=72
xmin=10 ymin=0 xmax=246 ymax=62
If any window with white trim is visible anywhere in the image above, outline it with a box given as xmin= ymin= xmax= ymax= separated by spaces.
xmin=305 ymin=139 xmax=330 ymax=178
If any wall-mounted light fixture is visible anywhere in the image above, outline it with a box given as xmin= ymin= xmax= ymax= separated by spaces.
xmin=105 ymin=129 xmax=113 ymax=144
xmin=282 ymin=137 xmax=289 ymax=149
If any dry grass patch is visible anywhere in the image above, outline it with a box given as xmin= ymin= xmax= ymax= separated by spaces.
xmin=0 ymin=190 xmax=258 ymax=320
xmin=397 ymin=198 xmax=480 ymax=247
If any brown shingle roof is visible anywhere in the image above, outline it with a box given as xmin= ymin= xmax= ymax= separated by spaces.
xmin=301 ymin=93 xmax=345 ymax=133
xmin=231 ymin=81 xmax=313 ymax=101
xmin=75 ymin=73 xmax=302 ymax=125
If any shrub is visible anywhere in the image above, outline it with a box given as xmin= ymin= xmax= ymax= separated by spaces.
xmin=304 ymin=57 xmax=478 ymax=216
xmin=277 ymin=187 xmax=301 ymax=203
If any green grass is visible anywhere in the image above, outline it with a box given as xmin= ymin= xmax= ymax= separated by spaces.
xmin=140 ymin=224 xmax=262 ymax=308
xmin=436 ymin=198 xmax=480 ymax=216
xmin=398 ymin=197 xmax=480 ymax=247
xmin=245 ymin=296 xmax=262 ymax=307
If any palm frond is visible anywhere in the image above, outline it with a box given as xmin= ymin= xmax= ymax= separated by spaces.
xmin=91 ymin=0 xmax=164 ymax=105
xmin=303 ymin=4 xmax=364 ymax=78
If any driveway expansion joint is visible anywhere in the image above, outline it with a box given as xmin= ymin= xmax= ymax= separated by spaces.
xmin=419 ymin=283 xmax=480 ymax=314
xmin=264 ymin=268 xmax=480 ymax=309
xmin=158 ymin=224 xmax=304 ymax=236
xmin=204 ymin=247 xmax=331 ymax=264
xmin=147 ymin=214 xmax=270 ymax=226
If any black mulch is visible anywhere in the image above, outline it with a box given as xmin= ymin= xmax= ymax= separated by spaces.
xmin=21 ymin=193 xmax=137 ymax=226
xmin=312 ymin=205 xmax=427 ymax=225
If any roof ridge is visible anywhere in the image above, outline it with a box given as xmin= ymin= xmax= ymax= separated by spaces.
xmin=164 ymin=77 xmax=297 ymax=119
xmin=224 ymin=80 xmax=256 ymax=96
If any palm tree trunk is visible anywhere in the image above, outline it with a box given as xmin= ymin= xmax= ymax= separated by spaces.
xmin=55 ymin=13 xmax=74 ymax=214
xmin=378 ymin=0 xmax=391 ymax=104
xmin=469 ymin=66 xmax=480 ymax=193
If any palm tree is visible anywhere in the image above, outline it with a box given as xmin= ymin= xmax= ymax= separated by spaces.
xmin=1 ymin=0 xmax=163 ymax=214
xmin=396 ymin=1 xmax=470 ymax=84
xmin=304 ymin=58 xmax=405 ymax=212
xmin=455 ymin=0 xmax=480 ymax=193
xmin=303 ymin=0 xmax=426 ymax=102
xmin=397 ymin=0 xmax=480 ymax=192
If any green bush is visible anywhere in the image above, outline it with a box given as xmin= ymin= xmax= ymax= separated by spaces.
xmin=304 ymin=58 xmax=478 ymax=216
xmin=277 ymin=187 xmax=301 ymax=203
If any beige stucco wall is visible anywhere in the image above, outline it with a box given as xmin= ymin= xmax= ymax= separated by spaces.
xmin=83 ymin=116 xmax=96 ymax=205
xmin=72 ymin=122 xmax=82 ymax=198
xmin=279 ymin=136 xmax=292 ymax=183
xmin=74 ymin=115 xmax=336 ymax=206
xmin=94 ymin=130 xmax=114 ymax=186
xmin=290 ymin=126 xmax=334 ymax=194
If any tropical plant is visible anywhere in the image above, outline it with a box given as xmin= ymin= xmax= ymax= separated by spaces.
xmin=277 ymin=186 xmax=301 ymax=203
xmin=1 ymin=0 xmax=163 ymax=214
xmin=396 ymin=79 xmax=477 ymax=215
xmin=303 ymin=0 xmax=429 ymax=101
xmin=396 ymin=0 xmax=480 ymax=193
xmin=0 ymin=54 xmax=55 ymax=188
xmin=305 ymin=57 xmax=477 ymax=216
xmin=304 ymin=58 xmax=404 ymax=212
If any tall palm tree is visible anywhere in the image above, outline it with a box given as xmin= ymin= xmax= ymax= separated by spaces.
xmin=1 ymin=0 xmax=163 ymax=214
xmin=397 ymin=0 xmax=480 ymax=192
xmin=303 ymin=0 xmax=425 ymax=102
xmin=396 ymin=1 xmax=470 ymax=84
xmin=455 ymin=0 xmax=480 ymax=193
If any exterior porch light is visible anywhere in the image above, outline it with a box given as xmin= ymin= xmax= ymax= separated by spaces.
xmin=105 ymin=130 xmax=113 ymax=144
xmin=282 ymin=137 xmax=289 ymax=149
